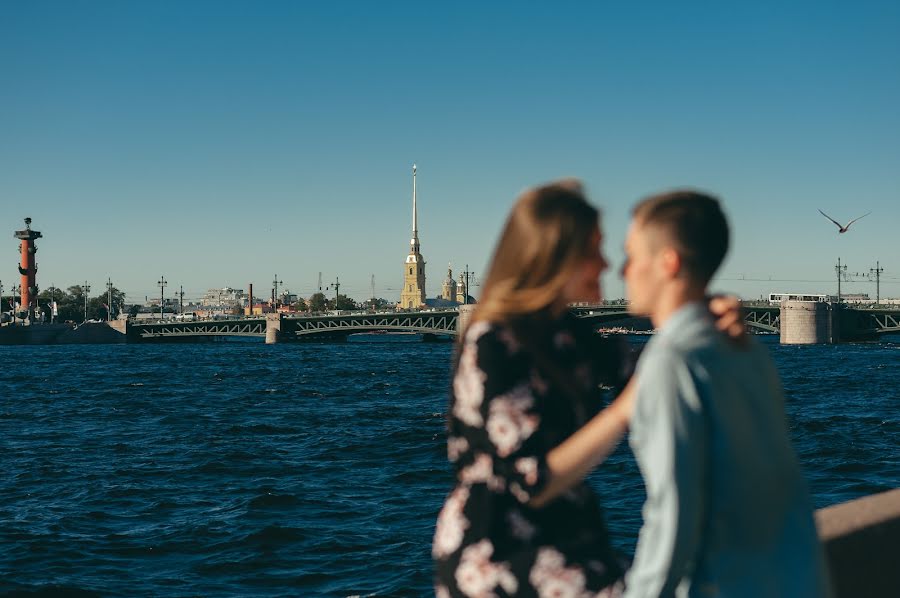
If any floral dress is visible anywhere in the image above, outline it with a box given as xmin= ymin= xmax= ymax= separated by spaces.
xmin=433 ymin=315 xmax=632 ymax=598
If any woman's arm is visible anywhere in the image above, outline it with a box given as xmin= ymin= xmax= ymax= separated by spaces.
xmin=529 ymin=378 xmax=635 ymax=508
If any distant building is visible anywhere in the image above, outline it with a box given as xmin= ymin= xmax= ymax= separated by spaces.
xmin=201 ymin=287 xmax=245 ymax=309
xmin=399 ymin=164 xmax=426 ymax=309
xmin=245 ymin=304 xmax=274 ymax=316
xmin=441 ymin=264 xmax=458 ymax=303
xmin=280 ymin=292 xmax=298 ymax=305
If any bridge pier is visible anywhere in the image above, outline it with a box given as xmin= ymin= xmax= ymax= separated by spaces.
xmin=457 ymin=304 xmax=476 ymax=337
xmin=780 ymin=301 xmax=839 ymax=344
xmin=265 ymin=313 xmax=284 ymax=344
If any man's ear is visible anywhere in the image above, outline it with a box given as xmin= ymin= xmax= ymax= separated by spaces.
xmin=660 ymin=247 xmax=682 ymax=279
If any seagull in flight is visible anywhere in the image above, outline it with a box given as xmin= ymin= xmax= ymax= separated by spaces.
xmin=818 ymin=209 xmax=871 ymax=233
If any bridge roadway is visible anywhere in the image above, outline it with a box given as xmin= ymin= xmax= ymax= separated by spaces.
xmin=128 ymin=307 xmax=634 ymax=342
xmin=127 ymin=304 xmax=900 ymax=342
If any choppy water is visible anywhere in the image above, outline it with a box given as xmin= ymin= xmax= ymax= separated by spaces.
xmin=1 ymin=335 xmax=898 ymax=596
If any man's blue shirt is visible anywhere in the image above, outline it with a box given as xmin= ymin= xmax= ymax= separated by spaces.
xmin=625 ymin=302 xmax=831 ymax=598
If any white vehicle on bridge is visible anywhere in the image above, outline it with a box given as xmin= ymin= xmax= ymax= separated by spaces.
xmin=768 ymin=293 xmax=837 ymax=304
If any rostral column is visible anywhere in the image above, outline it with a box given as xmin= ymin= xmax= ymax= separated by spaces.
xmin=14 ymin=218 xmax=42 ymax=321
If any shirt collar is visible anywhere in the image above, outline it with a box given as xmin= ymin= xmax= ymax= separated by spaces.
xmin=656 ymin=301 xmax=710 ymax=342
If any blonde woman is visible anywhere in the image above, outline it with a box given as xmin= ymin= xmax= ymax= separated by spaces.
xmin=432 ymin=181 xmax=742 ymax=597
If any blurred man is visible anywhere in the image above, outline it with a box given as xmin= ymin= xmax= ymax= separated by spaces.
xmin=622 ymin=190 xmax=831 ymax=598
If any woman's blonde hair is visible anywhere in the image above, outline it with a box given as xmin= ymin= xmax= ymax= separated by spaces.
xmin=472 ymin=179 xmax=600 ymax=325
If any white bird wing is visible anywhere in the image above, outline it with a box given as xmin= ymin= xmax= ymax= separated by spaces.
xmin=818 ymin=209 xmax=843 ymax=229
xmin=845 ymin=212 xmax=872 ymax=228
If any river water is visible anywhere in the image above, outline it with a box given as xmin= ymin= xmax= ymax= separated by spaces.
xmin=1 ymin=335 xmax=898 ymax=596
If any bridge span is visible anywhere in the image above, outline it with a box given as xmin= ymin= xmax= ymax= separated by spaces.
xmin=129 ymin=307 xmax=635 ymax=342
xmin=130 ymin=310 xmax=461 ymax=342
xmin=126 ymin=303 xmax=900 ymax=343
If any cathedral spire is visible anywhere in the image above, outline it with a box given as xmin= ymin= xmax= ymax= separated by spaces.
xmin=399 ymin=163 xmax=426 ymax=309
xmin=411 ymin=163 xmax=419 ymax=250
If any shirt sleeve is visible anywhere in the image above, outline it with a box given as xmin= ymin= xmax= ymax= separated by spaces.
xmin=448 ymin=325 xmax=551 ymax=504
xmin=626 ymin=349 xmax=709 ymax=598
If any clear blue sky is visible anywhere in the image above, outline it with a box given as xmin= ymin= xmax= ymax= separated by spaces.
xmin=2 ymin=1 xmax=899 ymax=304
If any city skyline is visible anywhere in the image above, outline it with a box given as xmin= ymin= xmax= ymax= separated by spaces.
xmin=2 ymin=2 xmax=899 ymax=303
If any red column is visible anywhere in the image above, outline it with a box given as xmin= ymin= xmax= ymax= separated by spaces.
xmin=14 ymin=218 xmax=42 ymax=318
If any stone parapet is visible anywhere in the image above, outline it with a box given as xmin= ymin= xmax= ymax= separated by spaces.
xmin=816 ymin=488 xmax=900 ymax=597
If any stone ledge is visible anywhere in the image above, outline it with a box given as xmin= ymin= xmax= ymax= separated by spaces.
xmin=816 ymin=488 xmax=900 ymax=597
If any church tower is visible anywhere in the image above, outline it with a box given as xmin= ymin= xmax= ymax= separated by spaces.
xmin=399 ymin=164 xmax=426 ymax=309
xmin=441 ymin=263 xmax=457 ymax=302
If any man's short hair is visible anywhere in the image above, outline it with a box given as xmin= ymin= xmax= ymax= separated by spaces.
xmin=632 ymin=190 xmax=729 ymax=286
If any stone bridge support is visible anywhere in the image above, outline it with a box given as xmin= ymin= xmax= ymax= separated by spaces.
xmin=265 ymin=313 xmax=284 ymax=344
xmin=781 ymin=300 xmax=839 ymax=344
xmin=457 ymin=304 xmax=476 ymax=337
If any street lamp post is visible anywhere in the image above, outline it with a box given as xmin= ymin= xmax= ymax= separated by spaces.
xmin=327 ymin=277 xmax=341 ymax=310
xmin=12 ymin=284 xmax=21 ymax=324
xmin=83 ymin=281 xmax=91 ymax=322
xmin=48 ymin=284 xmax=56 ymax=323
xmin=463 ymin=264 xmax=475 ymax=306
xmin=272 ymin=275 xmax=283 ymax=311
xmin=158 ymin=276 xmax=167 ymax=320
xmin=870 ymin=261 xmax=883 ymax=306
xmin=106 ymin=278 xmax=114 ymax=321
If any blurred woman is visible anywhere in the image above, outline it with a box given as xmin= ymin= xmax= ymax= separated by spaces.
xmin=433 ymin=180 xmax=634 ymax=597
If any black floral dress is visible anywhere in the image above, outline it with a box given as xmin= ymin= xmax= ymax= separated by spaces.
xmin=433 ymin=314 xmax=632 ymax=598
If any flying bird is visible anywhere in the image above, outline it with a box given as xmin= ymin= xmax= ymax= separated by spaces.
xmin=818 ymin=209 xmax=871 ymax=233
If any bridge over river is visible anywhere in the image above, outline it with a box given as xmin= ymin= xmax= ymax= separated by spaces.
xmin=126 ymin=304 xmax=900 ymax=343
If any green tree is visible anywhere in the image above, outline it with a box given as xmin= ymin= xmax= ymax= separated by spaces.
xmin=86 ymin=287 xmax=127 ymax=320
xmin=370 ymin=297 xmax=394 ymax=310
xmin=293 ymin=297 xmax=308 ymax=312
xmin=64 ymin=285 xmax=90 ymax=323
xmin=333 ymin=294 xmax=356 ymax=311
xmin=308 ymin=292 xmax=328 ymax=312
xmin=36 ymin=286 xmax=75 ymax=322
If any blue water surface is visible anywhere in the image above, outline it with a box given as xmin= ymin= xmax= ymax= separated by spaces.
xmin=0 ymin=335 xmax=898 ymax=596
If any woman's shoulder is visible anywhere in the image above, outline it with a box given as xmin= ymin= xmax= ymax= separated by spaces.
xmin=461 ymin=319 xmax=523 ymax=356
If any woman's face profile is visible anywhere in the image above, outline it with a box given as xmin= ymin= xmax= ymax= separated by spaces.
xmin=560 ymin=226 xmax=607 ymax=306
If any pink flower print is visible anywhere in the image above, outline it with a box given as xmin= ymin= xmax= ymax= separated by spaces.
xmin=459 ymin=453 xmax=502 ymax=491
xmin=432 ymin=486 xmax=471 ymax=559
xmin=486 ymin=385 xmax=538 ymax=457
xmin=596 ymin=580 xmax=625 ymax=597
xmin=455 ymin=539 xmax=518 ymax=598
xmin=509 ymin=482 xmax=531 ymax=504
xmin=530 ymin=369 xmax=550 ymax=396
xmin=529 ymin=547 xmax=589 ymax=598
xmin=453 ymin=346 xmax=486 ymax=427
xmin=515 ymin=457 xmax=539 ymax=486
xmin=464 ymin=320 xmax=491 ymax=346
xmin=497 ymin=327 xmax=522 ymax=354
xmin=507 ymin=509 xmax=537 ymax=541
xmin=447 ymin=435 xmax=470 ymax=462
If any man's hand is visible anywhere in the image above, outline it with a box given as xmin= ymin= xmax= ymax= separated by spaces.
xmin=708 ymin=294 xmax=747 ymax=344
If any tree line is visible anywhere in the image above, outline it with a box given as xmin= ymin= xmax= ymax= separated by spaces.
xmin=2 ymin=285 xmax=127 ymax=322
xmin=296 ymin=293 xmax=393 ymax=312
xmin=2 ymin=286 xmax=399 ymax=322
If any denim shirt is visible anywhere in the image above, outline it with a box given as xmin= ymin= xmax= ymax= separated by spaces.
xmin=625 ymin=303 xmax=831 ymax=598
